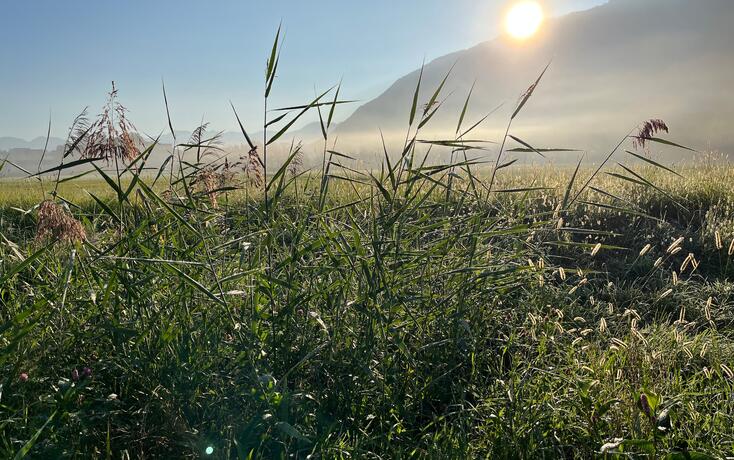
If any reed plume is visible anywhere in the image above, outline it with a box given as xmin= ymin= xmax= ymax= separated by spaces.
xmin=632 ymin=119 xmax=669 ymax=151
xmin=80 ymin=82 xmax=140 ymax=163
xmin=35 ymin=200 xmax=86 ymax=244
xmin=244 ymin=146 xmax=265 ymax=188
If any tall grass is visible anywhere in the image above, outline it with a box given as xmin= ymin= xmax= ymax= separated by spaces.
xmin=0 ymin=28 xmax=732 ymax=459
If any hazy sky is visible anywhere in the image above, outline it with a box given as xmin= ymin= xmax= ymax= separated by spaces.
xmin=0 ymin=0 xmax=606 ymax=139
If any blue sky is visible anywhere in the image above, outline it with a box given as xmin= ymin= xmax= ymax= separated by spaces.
xmin=0 ymin=0 xmax=605 ymax=139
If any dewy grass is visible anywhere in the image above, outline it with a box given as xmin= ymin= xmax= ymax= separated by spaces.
xmin=0 ymin=27 xmax=733 ymax=459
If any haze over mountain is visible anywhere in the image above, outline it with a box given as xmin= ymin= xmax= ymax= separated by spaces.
xmin=332 ymin=0 xmax=734 ymax=157
xmin=3 ymin=0 xmax=732 ymax=176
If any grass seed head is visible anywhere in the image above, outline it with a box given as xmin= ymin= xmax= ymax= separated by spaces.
xmin=244 ymin=146 xmax=265 ymax=188
xmin=81 ymin=82 xmax=140 ymax=163
xmin=633 ymin=119 xmax=669 ymax=151
xmin=667 ymin=237 xmax=685 ymax=254
xmin=680 ymin=253 xmax=693 ymax=272
xmin=721 ymin=364 xmax=733 ymax=379
xmin=35 ymin=200 xmax=87 ymax=244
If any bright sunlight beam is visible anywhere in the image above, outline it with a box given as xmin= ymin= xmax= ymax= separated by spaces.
xmin=505 ymin=1 xmax=544 ymax=40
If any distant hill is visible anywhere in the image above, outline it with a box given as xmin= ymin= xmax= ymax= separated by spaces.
xmin=0 ymin=136 xmax=65 ymax=152
xmin=333 ymin=0 xmax=734 ymax=157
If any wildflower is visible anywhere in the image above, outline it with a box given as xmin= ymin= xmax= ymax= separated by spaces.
xmin=19 ymin=372 xmax=29 ymax=382
xmin=82 ymin=367 xmax=92 ymax=379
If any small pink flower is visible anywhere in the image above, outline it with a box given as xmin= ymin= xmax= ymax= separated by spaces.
xmin=71 ymin=369 xmax=80 ymax=382
xmin=82 ymin=367 xmax=92 ymax=378
xmin=19 ymin=372 xmax=29 ymax=382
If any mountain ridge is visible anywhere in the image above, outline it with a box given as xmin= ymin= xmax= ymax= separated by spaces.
xmin=331 ymin=0 xmax=734 ymax=156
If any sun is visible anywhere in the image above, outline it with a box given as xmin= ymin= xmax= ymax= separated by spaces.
xmin=505 ymin=1 xmax=544 ymax=40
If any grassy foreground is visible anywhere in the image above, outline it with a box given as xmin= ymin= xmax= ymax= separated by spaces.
xmin=1 ymin=29 xmax=734 ymax=459
xmin=1 ymin=162 xmax=734 ymax=459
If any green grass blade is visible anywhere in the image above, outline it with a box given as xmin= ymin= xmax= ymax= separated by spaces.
xmin=409 ymin=61 xmax=424 ymax=126
xmin=512 ymin=61 xmax=551 ymax=120
xmin=626 ymin=150 xmax=683 ymax=177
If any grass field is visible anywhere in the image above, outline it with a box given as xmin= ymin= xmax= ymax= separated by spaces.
xmin=1 ymin=158 xmax=734 ymax=458
xmin=1 ymin=33 xmax=734 ymax=458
